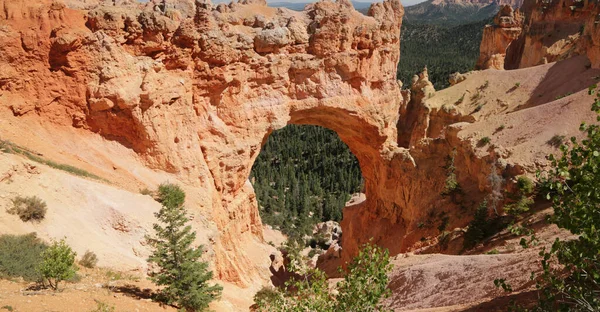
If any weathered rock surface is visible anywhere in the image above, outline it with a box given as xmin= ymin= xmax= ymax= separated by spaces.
xmin=0 ymin=0 xmax=412 ymax=285
xmin=476 ymin=5 xmax=523 ymax=70
xmin=503 ymin=0 xmax=600 ymax=69
xmin=5 ymin=0 xmax=597 ymax=302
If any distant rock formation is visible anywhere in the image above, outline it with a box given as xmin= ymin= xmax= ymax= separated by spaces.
xmin=503 ymin=0 xmax=600 ymax=69
xmin=431 ymin=0 xmax=523 ymax=7
xmin=476 ymin=5 xmax=523 ymax=70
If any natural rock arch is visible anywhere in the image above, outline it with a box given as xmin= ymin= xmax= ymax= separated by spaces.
xmin=1 ymin=0 xmax=472 ymax=287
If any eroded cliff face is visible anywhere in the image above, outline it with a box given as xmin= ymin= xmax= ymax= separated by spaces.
xmin=1 ymin=0 xmax=417 ymax=284
xmin=476 ymin=5 xmax=523 ymax=70
xmin=501 ymin=0 xmax=600 ymax=69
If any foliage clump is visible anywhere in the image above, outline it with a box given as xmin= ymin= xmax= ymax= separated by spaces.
xmin=547 ymin=134 xmax=566 ymax=148
xmin=39 ymin=238 xmax=78 ymax=290
xmin=463 ymin=201 xmax=490 ymax=250
xmin=79 ymin=250 xmax=99 ymax=269
xmin=254 ymin=243 xmax=392 ymax=312
xmin=147 ymin=183 xmax=222 ymax=311
xmin=478 ymin=136 xmax=491 ymax=146
xmin=532 ymin=93 xmax=600 ymax=311
xmin=441 ymin=149 xmax=461 ymax=198
xmin=504 ymin=176 xmax=535 ymax=217
xmin=0 ymin=233 xmax=48 ymax=281
xmin=7 ymin=196 xmax=47 ymax=222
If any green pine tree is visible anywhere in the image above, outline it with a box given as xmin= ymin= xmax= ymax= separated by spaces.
xmin=463 ymin=200 xmax=489 ymax=249
xmin=146 ymin=183 xmax=222 ymax=312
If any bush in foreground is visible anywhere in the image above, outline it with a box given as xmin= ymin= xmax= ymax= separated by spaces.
xmin=79 ymin=251 xmax=98 ymax=269
xmin=7 ymin=196 xmax=47 ymax=222
xmin=39 ymin=239 xmax=78 ymax=290
xmin=533 ymin=92 xmax=600 ymax=310
xmin=0 ymin=233 xmax=48 ymax=281
xmin=254 ymin=242 xmax=392 ymax=312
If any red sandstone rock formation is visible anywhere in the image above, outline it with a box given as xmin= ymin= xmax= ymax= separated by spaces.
xmin=1 ymin=0 xmax=410 ymax=285
xmin=476 ymin=5 xmax=523 ymax=70
xmin=503 ymin=0 xmax=600 ymax=69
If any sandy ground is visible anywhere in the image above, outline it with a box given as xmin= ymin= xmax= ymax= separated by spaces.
xmin=0 ymin=267 xmax=178 ymax=312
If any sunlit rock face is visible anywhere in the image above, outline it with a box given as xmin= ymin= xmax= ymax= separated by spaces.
xmin=476 ymin=5 xmax=523 ymax=70
xmin=504 ymin=0 xmax=600 ymax=70
xmin=1 ymin=0 xmax=419 ymax=284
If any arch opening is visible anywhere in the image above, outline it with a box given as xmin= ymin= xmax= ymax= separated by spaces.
xmin=250 ymin=123 xmax=364 ymax=246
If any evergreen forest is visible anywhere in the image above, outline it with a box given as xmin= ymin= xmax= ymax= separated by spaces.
xmin=397 ymin=19 xmax=488 ymax=89
xmin=250 ymin=126 xmax=362 ymax=240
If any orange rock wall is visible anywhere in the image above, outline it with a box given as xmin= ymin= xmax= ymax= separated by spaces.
xmin=504 ymin=0 xmax=600 ymax=69
xmin=1 ymin=0 xmax=523 ymax=285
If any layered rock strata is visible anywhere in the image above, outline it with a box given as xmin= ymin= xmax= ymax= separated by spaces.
xmin=503 ymin=0 xmax=600 ymax=69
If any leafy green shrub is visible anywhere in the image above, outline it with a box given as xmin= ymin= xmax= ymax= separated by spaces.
xmin=7 ymin=196 xmax=47 ymax=222
xmin=441 ymin=150 xmax=461 ymax=197
xmin=515 ymin=82 xmax=521 ymax=88
xmin=254 ymin=243 xmax=392 ymax=312
xmin=39 ymin=239 xmax=78 ymax=290
xmin=139 ymin=188 xmax=153 ymax=196
xmin=507 ymin=223 xmax=532 ymax=236
xmin=463 ymin=201 xmax=489 ymax=250
xmin=554 ymin=92 xmax=573 ymax=100
xmin=504 ymin=197 xmax=534 ymax=216
xmin=336 ymin=243 xmax=392 ymax=311
xmin=147 ymin=183 xmax=222 ymax=311
xmin=478 ymin=136 xmax=491 ymax=146
xmin=504 ymin=176 xmax=535 ymax=217
xmin=532 ymin=97 xmax=600 ymax=310
xmin=1 ymin=306 xmax=14 ymax=312
xmin=473 ymin=103 xmax=484 ymax=113
xmin=253 ymin=287 xmax=283 ymax=309
xmin=0 ymin=233 xmax=48 ymax=281
xmin=516 ymin=176 xmax=535 ymax=195
xmin=79 ymin=251 xmax=98 ymax=269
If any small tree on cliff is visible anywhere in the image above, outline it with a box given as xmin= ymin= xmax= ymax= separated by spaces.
xmin=147 ymin=183 xmax=222 ymax=311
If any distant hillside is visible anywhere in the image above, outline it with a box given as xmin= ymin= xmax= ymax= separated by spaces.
xmin=397 ymin=18 xmax=489 ymax=89
xmin=404 ymin=0 xmax=501 ymax=25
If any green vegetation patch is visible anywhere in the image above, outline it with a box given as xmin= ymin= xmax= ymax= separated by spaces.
xmin=250 ymin=125 xmax=362 ymax=241
xmin=0 ymin=233 xmax=49 ymax=281
xmin=0 ymin=139 xmax=105 ymax=181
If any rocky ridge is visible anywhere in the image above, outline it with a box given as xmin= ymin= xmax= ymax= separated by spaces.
xmin=478 ymin=0 xmax=600 ymax=70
